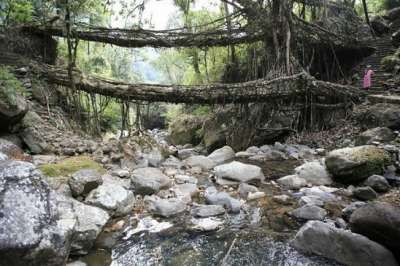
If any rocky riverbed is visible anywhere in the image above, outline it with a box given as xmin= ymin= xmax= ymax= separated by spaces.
xmin=1 ymin=122 xmax=400 ymax=266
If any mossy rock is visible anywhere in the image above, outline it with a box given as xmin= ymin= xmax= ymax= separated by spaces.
xmin=39 ymin=156 xmax=105 ymax=177
xmin=168 ymin=115 xmax=204 ymax=146
xmin=325 ymin=146 xmax=392 ymax=184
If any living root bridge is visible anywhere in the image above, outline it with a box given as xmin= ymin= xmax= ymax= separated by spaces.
xmin=35 ymin=63 xmax=363 ymax=105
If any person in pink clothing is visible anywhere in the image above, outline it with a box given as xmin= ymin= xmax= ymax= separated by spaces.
xmin=363 ymin=65 xmax=374 ymax=89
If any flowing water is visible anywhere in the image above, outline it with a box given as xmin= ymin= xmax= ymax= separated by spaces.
xmin=81 ymin=158 xmax=340 ymax=266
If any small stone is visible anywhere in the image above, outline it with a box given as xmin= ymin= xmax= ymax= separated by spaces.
xmin=353 ymin=186 xmax=378 ymax=201
xmin=191 ymin=217 xmax=224 ymax=231
xmin=273 ymin=195 xmax=291 ymax=205
xmin=277 ymin=175 xmax=307 ymax=189
xmin=144 ymin=196 xmax=186 ymax=218
xmin=364 ymin=175 xmax=391 ymax=192
xmin=290 ymin=204 xmax=327 ymax=221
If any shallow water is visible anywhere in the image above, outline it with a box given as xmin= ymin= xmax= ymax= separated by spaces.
xmin=83 ymin=158 xmax=339 ymax=266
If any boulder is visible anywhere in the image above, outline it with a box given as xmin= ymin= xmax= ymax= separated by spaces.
xmin=191 ymin=217 xmax=224 ymax=231
xmin=207 ymin=146 xmax=235 ymax=165
xmin=0 ymin=81 xmax=28 ymax=128
xmin=68 ymin=169 xmax=103 ymax=197
xmin=355 ymin=127 xmax=396 ymax=145
xmin=0 ymin=160 xmax=76 ymax=266
xmin=85 ymin=183 xmax=135 ymax=216
xmin=290 ymin=205 xmax=327 ymax=221
xmin=371 ymin=16 xmax=390 ymax=35
xmin=325 ymin=146 xmax=391 ymax=184
xmin=168 ymin=115 xmax=204 ymax=146
xmin=202 ymin=112 xmax=229 ymax=152
xmin=131 ymin=167 xmax=171 ymax=195
xmin=294 ymin=160 xmax=332 ymax=186
xmin=214 ymin=161 xmax=264 ymax=183
xmin=364 ymin=175 xmax=391 ymax=192
xmin=204 ymin=187 xmax=241 ymax=213
xmin=352 ymin=186 xmax=378 ymax=201
xmin=19 ymin=111 xmax=49 ymax=154
xmin=144 ymin=195 xmax=186 ymax=218
xmin=357 ymin=103 xmax=400 ymax=130
xmin=191 ymin=204 xmax=225 ymax=217
xmin=292 ymin=221 xmax=397 ymax=266
xmin=184 ymin=155 xmax=216 ymax=170
xmin=170 ymin=183 xmax=198 ymax=203
xmin=387 ymin=7 xmax=400 ymax=21
xmin=350 ymin=202 xmax=400 ymax=261
xmin=70 ymin=199 xmax=110 ymax=255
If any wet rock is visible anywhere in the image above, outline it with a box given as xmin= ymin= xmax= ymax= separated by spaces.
xmin=0 ymin=160 xmax=76 ymax=265
xmin=325 ymin=146 xmax=391 ymax=184
xmin=290 ymin=205 xmax=327 ymax=221
xmin=191 ymin=204 xmax=225 ymax=217
xmin=364 ymin=175 xmax=391 ymax=192
xmin=191 ymin=217 xmax=224 ymax=231
xmin=144 ymin=195 xmax=187 ymax=218
xmin=294 ymin=160 xmax=332 ymax=186
xmin=277 ymin=175 xmax=307 ymax=189
xmin=342 ymin=201 xmax=366 ymax=221
xmin=85 ymin=183 xmax=135 ymax=216
xmin=131 ymin=167 xmax=171 ymax=195
xmin=214 ymin=161 xmax=264 ymax=183
xmin=292 ymin=221 xmax=397 ymax=266
xmin=184 ymin=155 xmax=216 ymax=170
xmin=70 ymin=199 xmax=110 ymax=255
xmin=207 ymin=146 xmax=235 ymax=165
xmin=355 ymin=127 xmax=396 ymax=145
xmin=68 ymin=169 xmax=103 ymax=197
xmin=123 ymin=217 xmax=172 ymax=238
xmin=353 ymin=186 xmax=378 ymax=201
xmin=350 ymin=202 xmax=400 ymax=261
xmin=204 ymin=187 xmax=241 ymax=213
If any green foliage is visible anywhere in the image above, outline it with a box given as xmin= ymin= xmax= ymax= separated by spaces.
xmin=39 ymin=156 xmax=105 ymax=177
xmin=163 ymin=104 xmax=184 ymax=124
xmin=192 ymin=106 xmax=211 ymax=117
xmin=0 ymin=66 xmax=25 ymax=105
xmin=0 ymin=0 xmax=33 ymax=26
